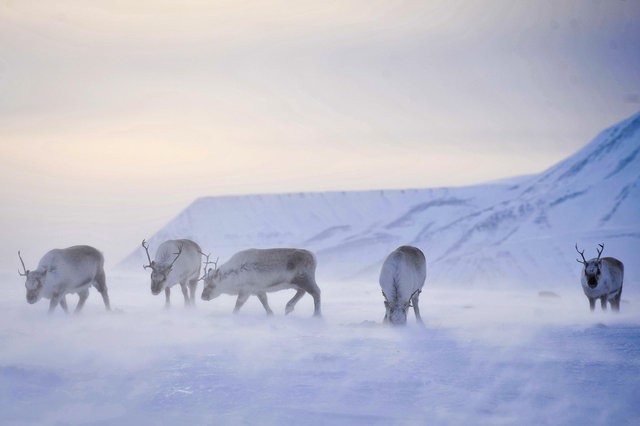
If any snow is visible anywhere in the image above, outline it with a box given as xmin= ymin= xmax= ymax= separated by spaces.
xmin=2 ymin=113 xmax=639 ymax=424
xmin=121 ymin=112 xmax=640 ymax=292
xmin=2 ymin=272 xmax=640 ymax=425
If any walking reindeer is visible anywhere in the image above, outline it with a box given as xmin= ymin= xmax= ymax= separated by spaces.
xmin=576 ymin=243 xmax=624 ymax=311
xmin=18 ymin=246 xmax=111 ymax=313
xmin=142 ymin=239 xmax=203 ymax=308
xmin=201 ymin=248 xmax=322 ymax=317
xmin=379 ymin=245 xmax=426 ymax=325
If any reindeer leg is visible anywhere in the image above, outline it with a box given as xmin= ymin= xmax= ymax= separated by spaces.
xmin=291 ymin=275 xmax=321 ymax=317
xmin=59 ymin=296 xmax=69 ymax=314
xmin=164 ymin=287 xmax=171 ymax=309
xmin=588 ymin=297 xmax=596 ymax=311
xmin=601 ymin=297 xmax=607 ymax=311
xmin=48 ymin=294 xmax=62 ymax=314
xmin=75 ymin=289 xmax=89 ymax=313
xmin=179 ymin=281 xmax=191 ymax=308
xmin=383 ymin=306 xmax=390 ymax=324
xmin=233 ymin=292 xmax=249 ymax=313
xmin=188 ymin=278 xmax=198 ymax=307
xmin=256 ymin=292 xmax=274 ymax=316
xmin=612 ymin=298 xmax=620 ymax=312
xmin=412 ymin=291 xmax=424 ymax=325
xmin=94 ymin=270 xmax=111 ymax=311
xmin=285 ymin=289 xmax=305 ymax=315
xmin=610 ymin=289 xmax=622 ymax=312
xmin=309 ymin=284 xmax=322 ymax=317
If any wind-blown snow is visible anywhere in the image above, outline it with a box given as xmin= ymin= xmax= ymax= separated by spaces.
xmin=2 ymin=273 xmax=639 ymax=425
xmin=3 ymin=113 xmax=640 ymax=424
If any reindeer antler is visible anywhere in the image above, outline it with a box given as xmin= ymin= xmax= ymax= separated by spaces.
xmin=198 ymin=252 xmax=218 ymax=280
xmin=575 ymin=243 xmax=587 ymax=264
xmin=141 ymin=239 xmax=154 ymax=269
xmin=596 ymin=243 xmax=604 ymax=261
xmin=168 ymin=244 xmax=183 ymax=269
xmin=409 ymin=288 xmax=421 ymax=301
xmin=17 ymin=251 xmax=29 ymax=277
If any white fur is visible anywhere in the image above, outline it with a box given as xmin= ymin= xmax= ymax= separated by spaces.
xmin=379 ymin=246 xmax=426 ymax=325
xmin=201 ymin=248 xmax=321 ymax=316
xmin=22 ymin=245 xmax=110 ymax=313
xmin=580 ymin=257 xmax=624 ymax=310
xmin=147 ymin=239 xmax=202 ymax=308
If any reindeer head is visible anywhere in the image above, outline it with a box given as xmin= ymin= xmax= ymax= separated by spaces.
xmin=18 ymin=251 xmax=44 ymax=304
xmin=382 ymin=289 xmax=420 ymax=326
xmin=576 ymin=243 xmax=604 ymax=289
xmin=142 ymin=240 xmax=183 ymax=295
xmin=200 ymin=255 xmax=221 ymax=301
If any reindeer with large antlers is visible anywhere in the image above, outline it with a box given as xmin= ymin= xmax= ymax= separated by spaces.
xmin=142 ymin=239 xmax=203 ymax=308
xmin=576 ymin=243 xmax=624 ymax=311
xmin=379 ymin=246 xmax=426 ymax=325
xmin=18 ymin=246 xmax=111 ymax=313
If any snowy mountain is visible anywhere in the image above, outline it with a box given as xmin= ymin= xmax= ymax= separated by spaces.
xmin=122 ymin=112 xmax=640 ymax=291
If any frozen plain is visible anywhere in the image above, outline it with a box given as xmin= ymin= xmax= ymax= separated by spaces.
xmin=1 ymin=271 xmax=639 ymax=426
xmin=2 ymin=113 xmax=639 ymax=425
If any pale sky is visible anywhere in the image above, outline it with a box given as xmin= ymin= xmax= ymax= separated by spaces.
xmin=1 ymin=0 xmax=639 ymax=272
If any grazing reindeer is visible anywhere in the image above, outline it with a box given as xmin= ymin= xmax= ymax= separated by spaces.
xmin=576 ymin=243 xmax=624 ymax=311
xmin=142 ymin=239 xmax=202 ymax=308
xmin=201 ymin=248 xmax=321 ymax=317
xmin=379 ymin=246 xmax=426 ymax=325
xmin=18 ymin=246 xmax=111 ymax=314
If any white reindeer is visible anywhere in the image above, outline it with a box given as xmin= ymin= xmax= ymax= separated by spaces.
xmin=576 ymin=243 xmax=624 ymax=311
xmin=379 ymin=245 xmax=426 ymax=325
xmin=142 ymin=239 xmax=203 ymax=308
xmin=18 ymin=246 xmax=111 ymax=314
xmin=201 ymin=248 xmax=321 ymax=317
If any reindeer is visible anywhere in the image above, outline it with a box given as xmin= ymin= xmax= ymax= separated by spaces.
xmin=142 ymin=239 xmax=203 ymax=308
xmin=201 ymin=248 xmax=321 ymax=317
xmin=18 ymin=246 xmax=111 ymax=314
xmin=379 ymin=246 xmax=426 ymax=326
xmin=576 ymin=243 xmax=624 ymax=311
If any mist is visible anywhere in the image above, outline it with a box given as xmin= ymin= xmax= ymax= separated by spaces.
xmin=2 ymin=0 xmax=640 ymax=273
xmin=2 ymin=1 xmax=640 ymax=423
xmin=2 ymin=269 xmax=639 ymax=425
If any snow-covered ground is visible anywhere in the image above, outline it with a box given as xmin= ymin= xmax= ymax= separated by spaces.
xmin=2 ymin=273 xmax=639 ymax=425
xmin=3 ymin=114 xmax=638 ymax=424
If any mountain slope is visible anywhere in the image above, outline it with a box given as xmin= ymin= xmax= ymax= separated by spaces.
xmin=122 ymin=112 xmax=640 ymax=291
xmin=417 ymin=112 xmax=640 ymax=287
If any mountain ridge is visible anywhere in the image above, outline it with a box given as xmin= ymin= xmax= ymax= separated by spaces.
xmin=121 ymin=112 xmax=640 ymax=291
